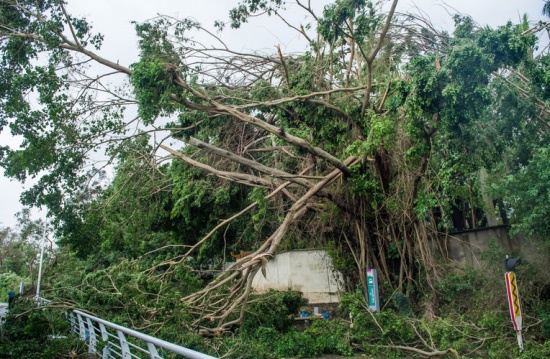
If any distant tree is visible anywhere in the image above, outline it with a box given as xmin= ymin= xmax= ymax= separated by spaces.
xmin=544 ymin=1 xmax=550 ymax=18
xmin=0 ymin=225 xmax=18 ymax=273
xmin=0 ymin=210 xmax=53 ymax=293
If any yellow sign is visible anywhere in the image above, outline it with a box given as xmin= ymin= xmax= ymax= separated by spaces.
xmin=508 ymin=272 xmax=521 ymax=317
xmin=505 ymin=271 xmax=523 ymax=350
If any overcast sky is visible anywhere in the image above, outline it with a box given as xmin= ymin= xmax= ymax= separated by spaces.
xmin=0 ymin=0 xmax=545 ymax=228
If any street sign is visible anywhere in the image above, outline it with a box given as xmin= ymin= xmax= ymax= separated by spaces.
xmin=505 ymin=271 xmax=523 ymax=351
xmin=366 ymin=269 xmax=380 ymax=312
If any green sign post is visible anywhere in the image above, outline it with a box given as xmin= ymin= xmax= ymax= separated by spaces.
xmin=367 ymin=269 xmax=380 ymax=312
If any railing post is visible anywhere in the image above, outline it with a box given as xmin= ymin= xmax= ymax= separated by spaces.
xmin=85 ymin=317 xmax=97 ymax=353
xmin=99 ymin=323 xmax=111 ymax=358
xmin=68 ymin=312 xmax=77 ymax=334
xmin=147 ymin=342 xmax=161 ymax=359
xmin=76 ymin=313 xmax=87 ymax=342
xmin=117 ymin=329 xmax=132 ymax=358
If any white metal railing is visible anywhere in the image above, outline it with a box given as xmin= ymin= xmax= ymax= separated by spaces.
xmin=34 ymin=296 xmax=52 ymax=306
xmin=0 ymin=303 xmax=7 ymax=325
xmin=69 ymin=310 xmax=217 ymax=359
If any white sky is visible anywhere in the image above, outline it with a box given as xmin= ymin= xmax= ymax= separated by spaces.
xmin=0 ymin=0 xmax=545 ymax=228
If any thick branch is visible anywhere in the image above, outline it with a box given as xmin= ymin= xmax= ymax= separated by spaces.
xmin=361 ymin=0 xmax=399 ymax=118
xmin=236 ymin=85 xmax=368 ymax=110
xmin=160 ymin=144 xmax=273 ymax=187
xmin=379 ymin=345 xmax=460 ymax=359
xmin=182 ymin=156 xmax=358 ymax=329
xmin=207 ymin=103 xmax=351 ymax=175
xmin=189 ymin=137 xmax=317 ymax=189
xmin=260 ymin=155 xmax=359 ymax=255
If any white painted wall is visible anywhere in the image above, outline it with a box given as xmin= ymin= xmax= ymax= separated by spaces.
xmin=252 ymin=250 xmax=343 ymax=304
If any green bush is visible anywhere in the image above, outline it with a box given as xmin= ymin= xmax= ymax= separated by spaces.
xmin=0 ymin=299 xmax=87 ymax=359
xmin=275 ymin=330 xmax=317 ymax=357
xmin=434 ymin=268 xmax=477 ymax=304
xmin=236 ymin=290 xmax=354 ymax=358
xmin=542 ymin=318 xmax=550 ymax=339
xmin=0 ymin=272 xmax=23 ymax=302
xmin=241 ymin=290 xmax=306 ymax=333
xmin=518 ymin=340 xmax=550 ymax=359
xmin=303 ymin=319 xmax=353 ymax=356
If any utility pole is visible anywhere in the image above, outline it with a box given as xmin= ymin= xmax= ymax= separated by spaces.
xmin=36 ymin=221 xmax=46 ymax=299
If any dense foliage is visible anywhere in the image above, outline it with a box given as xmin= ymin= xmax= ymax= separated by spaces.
xmin=0 ymin=299 xmax=87 ymax=358
xmin=0 ymin=0 xmax=549 ymax=357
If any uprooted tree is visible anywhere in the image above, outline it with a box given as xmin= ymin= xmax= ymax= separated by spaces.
xmin=0 ymin=0 xmax=547 ymax=335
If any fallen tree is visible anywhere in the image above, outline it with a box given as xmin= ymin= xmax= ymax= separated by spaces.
xmin=0 ymin=0 xmax=544 ymax=333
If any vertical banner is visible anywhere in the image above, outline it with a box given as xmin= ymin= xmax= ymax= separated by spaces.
xmin=366 ymin=269 xmax=380 ymax=312
xmin=505 ymin=271 xmax=523 ymax=351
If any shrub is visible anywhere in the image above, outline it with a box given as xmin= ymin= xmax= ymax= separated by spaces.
xmin=0 ymin=299 xmax=87 ymax=358
xmin=241 ymin=290 xmax=306 ymax=333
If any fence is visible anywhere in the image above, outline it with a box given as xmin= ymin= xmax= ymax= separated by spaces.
xmin=35 ymin=296 xmax=52 ymax=306
xmin=69 ymin=310 xmax=217 ymax=359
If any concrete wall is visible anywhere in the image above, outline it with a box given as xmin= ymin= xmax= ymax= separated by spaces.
xmin=444 ymin=225 xmax=521 ymax=267
xmin=252 ymin=250 xmax=342 ymax=304
xmin=251 ymin=227 xmax=523 ymax=303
